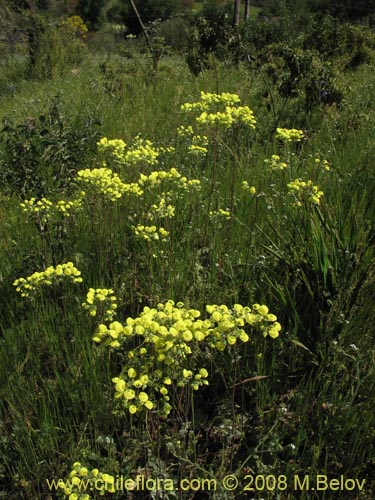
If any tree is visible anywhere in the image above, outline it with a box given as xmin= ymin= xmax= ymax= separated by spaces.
xmin=107 ymin=0 xmax=185 ymax=35
xmin=233 ymin=0 xmax=240 ymax=26
xmin=75 ymin=0 xmax=105 ymax=29
xmin=309 ymin=0 xmax=375 ymax=21
xmin=244 ymin=0 xmax=250 ymax=21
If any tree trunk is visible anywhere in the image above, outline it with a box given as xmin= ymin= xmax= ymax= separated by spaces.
xmin=244 ymin=0 xmax=250 ymax=21
xmin=129 ymin=0 xmax=153 ymax=55
xmin=233 ymin=0 xmax=241 ymax=27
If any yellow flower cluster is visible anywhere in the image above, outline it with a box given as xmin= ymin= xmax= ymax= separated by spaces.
xmin=97 ymin=137 xmax=126 ymax=162
xmin=58 ymin=461 xmax=115 ymax=499
xmin=76 ymin=168 xmax=143 ymax=201
xmin=181 ymin=91 xmax=241 ymax=112
xmin=137 ymin=167 xmax=201 ymax=191
xmin=20 ymin=195 xmax=84 ymax=221
xmin=147 ymin=197 xmax=175 ymax=220
xmin=200 ymin=91 xmax=241 ymax=106
xmin=314 ymin=157 xmax=331 ymax=171
xmin=196 ymin=105 xmax=256 ymax=129
xmin=177 ymin=125 xmax=208 ymax=156
xmin=287 ymin=178 xmax=324 ymax=205
xmin=177 ymin=125 xmax=194 ymax=136
xmin=188 ymin=134 xmax=209 ymax=156
xmin=188 ymin=144 xmax=208 ymax=156
xmin=112 ymin=375 xmax=155 ymax=414
xmin=241 ymin=181 xmax=257 ymax=195
xmin=133 ymin=169 xmax=200 ymax=243
xmin=75 ymin=166 xmax=199 ymax=206
xmin=21 ymin=197 xmax=53 ymax=212
xmin=133 ymin=225 xmax=169 ymax=241
xmin=124 ymin=136 xmax=160 ymax=166
xmin=93 ymin=300 xmax=280 ymax=417
xmin=55 ymin=198 xmax=84 ymax=215
xmin=264 ymin=154 xmax=288 ymax=171
xmin=158 ymin=145 xmax=176 ymax=155
xmin=62 ymin=15 xmax=88 ymax=39
xmin=97 ymin=136 xmax=162 ymax=167
xmin=81 ymin=288 xmax=117 ymax=321
xmin=93 ymin=321 xmax=124 ymax=348
xmin=275 ymin=128 xmax=304 ymax=143
xmin=181 ymin=92 xmax=256 ymax=129
xmin=209 ymin=208 xmax=231 ymax=220
xmin=206 ymin=303 xmax=281 ymax=350
xmin=13 ymin=262 xmax=83 ymax=298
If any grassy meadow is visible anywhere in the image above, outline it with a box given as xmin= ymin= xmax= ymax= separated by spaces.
xmin=0 ymin=11 xmax=375 ymax=500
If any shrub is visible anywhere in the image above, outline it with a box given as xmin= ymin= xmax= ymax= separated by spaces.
xmin=30 ymin=16 xmax=89 ymax=79
xmin=0 ymin=97 xmax=101 ymax=198
xmin=303 ymin=15 xmax=375 ymax=68
xmin=257 ymin=43 xmax=343 ymax=115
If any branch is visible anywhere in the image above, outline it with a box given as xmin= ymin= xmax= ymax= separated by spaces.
xmin=129 ymin=0 xmax=154 ymax=55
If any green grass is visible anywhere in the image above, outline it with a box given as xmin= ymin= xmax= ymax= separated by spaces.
xmin=0 ymin=44 xmax=374 ymax=500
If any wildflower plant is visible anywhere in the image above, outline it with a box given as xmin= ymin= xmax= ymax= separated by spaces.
xmin=287 ymin=178 xmax=324 ymax=206
xmin=177 ymin=125 xmax=209 ymax=157
xmin=146 ymin=196 xmax=175 ymax=220
xmin=314 ymin=157 xmax=331 ymax=172
xmin=275 ymin=127 xmax=305 ymax=143
xmin=208 ymin=208 xmax=231 ymax=220
xmin=137 ymin=167 xmax=201 ymax=193
xmin=20 ymin=194 xmax=85 ymax=222
xmin=57 ymin=462 xmax=115 ymax=499
xmin=241 ymin=181 xmax=257 ymax=195
xmin=181 ymin=91 xmax=256 ymax=130
xmin=132 ymin=225 xmax=169 ymax=241
xmin=132 ymin=167 xmax=200 ymax=242
xmin=97 ymin=136 xmax=174 ymax=169
xmin=92 ymin=300 xmax=281 ymax=418
xmin=61 ymin=16 xmax=89 ymax=40
xmin=97 ymin=137 xmax=126 ymax=166
xmin=264 ymin=154 xmax=288 ymax=171
xmin=13 ymin=262 xmax=83 ymax=298
xmin=76 ymin=168 xmax=143 ymax=201
xmin=124 ymin=136 xmax=160 ymax=166
xmin=81 ymin=288 xmax=118 ymax=321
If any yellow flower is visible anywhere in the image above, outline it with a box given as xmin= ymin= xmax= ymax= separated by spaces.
xmin=124 ymin=389 xmax=136 ymax=400
xmin=79 ymin=467 xmax=88 ymax=477
xmin=113 ymin=378 xmax=126 ymax=394
xmin=139 ymin=392 xmax=149 ymax=403
xmin=275 ymin=127 xmax=304 ymax=142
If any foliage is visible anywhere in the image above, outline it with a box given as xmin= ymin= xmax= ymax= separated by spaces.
xmin=106 ymin=0 xmax=190 ymax=35
xmin=0 ymin=96 xmax=101 ymax=198
xmin=303 ymin=15 xmax=375 ymax=68
xmin=307 ymin=0 xmax=375 ymax=22
xmin=256 ymin=43 xmax=343 ymax=117
xmin=186 ymin=12 xmax=232 ymax=75
xmin=152 ymin=14 xmax=193 ymax=53
xmin=30 ymin=15 xmax=89 ymax=79
xmin=75 ymin=0 xmax=106 ymax=30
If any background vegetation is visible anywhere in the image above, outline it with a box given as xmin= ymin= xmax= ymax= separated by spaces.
xmin=0 ymin=0 xmax=374 ymax=499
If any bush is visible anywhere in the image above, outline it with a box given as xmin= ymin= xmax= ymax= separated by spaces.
xmin=303 ymin=15 xmax=375 ymax=68
xmin=257 ymin=43 xmax=343 ymax=113
xmin=0 ymin=97 xmax=101 ymax=198
xmin=30 ymin=15 xmax=89 ymax=79
xmin=153 ymin=14 xmax=192 ymax=53
xmin=186 ymin=9 xmax=233 ymax=75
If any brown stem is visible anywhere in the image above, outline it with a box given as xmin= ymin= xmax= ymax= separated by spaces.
xmin=129 ymin=0 xmax=154 ymax=56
